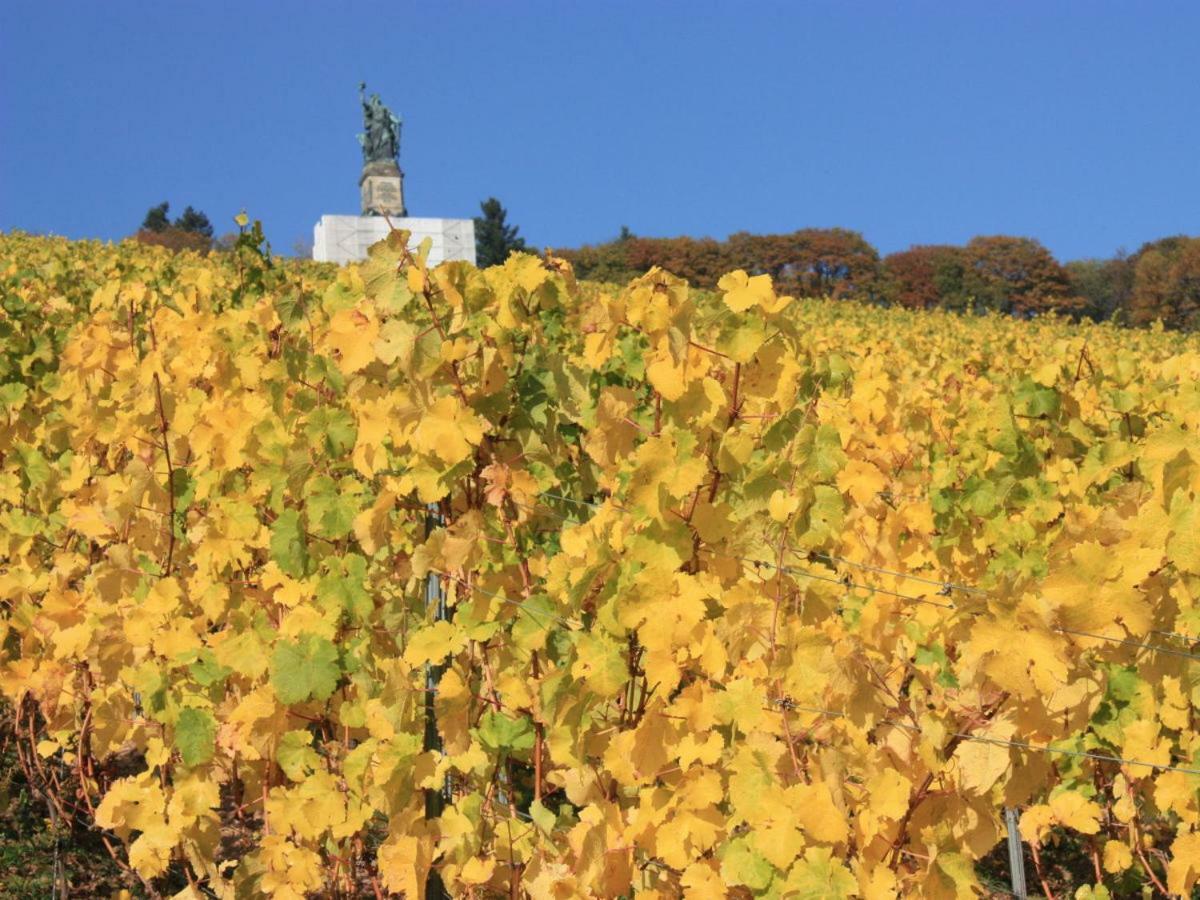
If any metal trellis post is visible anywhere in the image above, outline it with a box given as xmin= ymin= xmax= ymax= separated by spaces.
xmin=423 ymin=506 xmax=451 ymax=900
xmin=1004 ymin=807 xmax=1028 ymax=898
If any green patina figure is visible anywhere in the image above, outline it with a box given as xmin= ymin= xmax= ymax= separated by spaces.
xmin=357 ymin=82 xmax=402 ymax=165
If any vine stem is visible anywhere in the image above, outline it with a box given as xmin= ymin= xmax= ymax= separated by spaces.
xmin=532 ymin=650 xmax=544 ymax=801
xmin=706 ymin=361 xmax=742 ymax=507
xmin=1130 ymin=810 xmax=1169 ymax=895
xmin=153 ymin=373 xmax=176 ymax=577
xmin=886 ymin=693 xmax=1008 ymax=870
xmin=1029 ymin=840 xmax=1056 ymax=899
xmin=775 ymin=694 xmax=808 ymax=784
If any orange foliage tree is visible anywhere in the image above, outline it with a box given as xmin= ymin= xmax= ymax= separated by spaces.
xmin=562 ymin=228 xmax=882 ymax=299
xmin=881 ymin=245 xmax=972 ymax=310
xmin=1127 ymin=236 xmax=1200 ymax=329
xmin=962 ymin=235 xmax=1078 ymax=316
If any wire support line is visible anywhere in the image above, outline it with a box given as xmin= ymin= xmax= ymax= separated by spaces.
xmin=755 ymin=549 xmax=1200 ymax=661
xmin=536 ymin=492 xmax=1194 ymax=648
xmin=538 ymin=490 xmax=608 ymax=515
xmin=789 ymin=547 xmax=987 ymax=597
xmin=946 ymin=733 xmax=1200 ymax=778
xmin=512 ymin=497 xmax=579 ymax=523
xmin=480 ymin=806 xmax=535 ymax=824
xmin=1050 ymin=625 xmax=1200 ymax=662
xmin=524 ymin=494 xmax=1198 ymax=660
xmin=717 ymin=550 xmax=958 ymax=610
xmin=764 ymin=699 xmax=1200 ymax=777
xmin=1148 ymin=627 xmax=1200 ymax=645
xmin=540 ymin=490 xmax=982 ymax=597
xmin=431 ymin=570 xmax=577 ymax=631
xmin=518 ymin=495 xmax=956 ymax=612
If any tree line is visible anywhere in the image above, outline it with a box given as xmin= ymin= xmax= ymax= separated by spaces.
xmin=557 ymin=228 xmax=1200 ymax=330
xmin=130 ymin=198 xmax=1199 ymax=330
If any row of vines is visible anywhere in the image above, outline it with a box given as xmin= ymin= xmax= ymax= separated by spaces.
xmin=1 ymin=229 xmax=1199 ymax=897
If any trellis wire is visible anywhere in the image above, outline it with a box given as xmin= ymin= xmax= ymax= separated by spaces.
xmin=532 ymin=491 xmax=1200 ymax=661
xmin=432 ymin=570 xmax=576 ymax=630
xmin=791 ymin=547 xmax=985 ymax=596
xmin=431 ymin=556 xmax=1200 ymax=777
xmin=424 ymin=563 xmax=1193 ymax=895
xmin=764 ymin=697 xmax=1200 ymax=776
xmin=430 ymin=466 xmax=1199 ymax=895
xmin=743 ymin=551 xmax=1200 ymax=662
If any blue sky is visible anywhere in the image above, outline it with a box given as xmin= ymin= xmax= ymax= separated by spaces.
xmin=2 ymin=1 xmax=1197 ymax=260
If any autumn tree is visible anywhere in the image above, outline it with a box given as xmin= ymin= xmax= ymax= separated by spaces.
xmin=556 ymin=226 xmax=642 ymax=284
xmin=963 ymin=235 xmax=1076 ymax=315
xmin=768 ymin=228 xmax=882 ymax=300
xmin=882 ymin=245 xmax=970 ymax=310
xmin=1127 ymin=236 xmax=1200 ymax=329
xmin=556 ymin=242 xmax=634 ymax=284
xmin=1066 ymin=254 xmax=1134 ymax=322
xmin=725 ymin=232 xmax=807 ymax=281
xmin=560 ymin=228 xmax=885 ymax=298
xmin=623 ymin=236 xmax=733 ymax=288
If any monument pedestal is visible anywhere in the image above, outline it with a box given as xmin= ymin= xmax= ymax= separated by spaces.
xmin=313 ymin=216 xmax=477 ymax=267
xmin=360 ymin=160 xmax=406 ymax=217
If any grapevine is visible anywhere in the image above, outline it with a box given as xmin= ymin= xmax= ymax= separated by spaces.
xmin=1 ymin=229 xmax=1198 ymax=898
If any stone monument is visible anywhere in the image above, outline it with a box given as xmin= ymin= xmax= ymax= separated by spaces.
xmin=313 ymin=84 xmax=476 ymax=266
xmin=357 ymin=85 xmax=406 ymax=216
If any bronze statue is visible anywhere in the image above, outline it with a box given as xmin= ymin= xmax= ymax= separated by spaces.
xmin=358 ymin=82 xmax=402 ymax=165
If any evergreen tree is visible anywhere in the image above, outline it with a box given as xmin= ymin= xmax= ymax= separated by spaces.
xmin=174 ymin=206 xmax=214 ymax=238
xmin=142 ymin=201 xmax=170 ymax=232
xmin=474 ymin=197 xmax=527 ymax=267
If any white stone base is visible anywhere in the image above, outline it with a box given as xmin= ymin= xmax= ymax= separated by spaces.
xmin=313 ymin=215 xmax=476 ymax=266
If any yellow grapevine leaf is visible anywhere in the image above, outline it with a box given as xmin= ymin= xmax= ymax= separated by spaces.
xmin=412 ymin=395 xmax=486 ymax=465
xmin=1167 ymin=831 xmax=1200 ymax=896
xmin=460 ymin=856 xmax=496 ymax=885
xmin=1049 ymin=791 xmax=1102 ymax=834
xmin=835 ymin=458 xmax=887 ymax=506
xmin=1121 ymin=719 xmax=1172 ymax=770
xmin=717 ymin=270 xmax=774 ymax=313
xmin=404 ymin=620 xmax=467 ymax=667
xmin=646 ymin=353 xmax=688 ymax=402
xmin=790 ymin=781 xmax=849 ymax=844
xmin=326 ymin=306 xmax=380 ymax=374
xmin=768 ymin=489 xmax=799 ymax=522
xmin=1102 ymin=840 xmax=1132 ymax=874
xmin=378 ymin=832 xmax=433 ymax=896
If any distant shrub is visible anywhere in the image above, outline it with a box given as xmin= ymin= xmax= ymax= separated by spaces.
xmin=133 ymin=226 xmax=212 ymax=254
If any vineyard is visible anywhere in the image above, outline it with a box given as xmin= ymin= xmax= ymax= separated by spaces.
xmin=2 ymin=228 xmax=1200 ymax=898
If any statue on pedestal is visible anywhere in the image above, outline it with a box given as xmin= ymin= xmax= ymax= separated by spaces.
xmin=357 ymin=83 xmax=406 ymax=216
xmin=358 ymin=83 xmax=402 ymax=165
xmin=312 ymin=84 xmax=477 ymax=265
